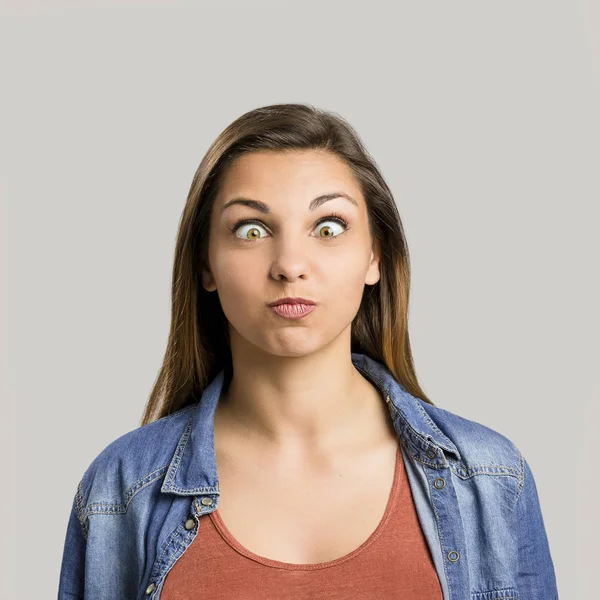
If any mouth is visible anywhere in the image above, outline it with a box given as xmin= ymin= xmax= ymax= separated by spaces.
xmin=269 ymin=302 xmax=317 ymax=320
xmin=267 ymin=297 xmax=316 ymax=307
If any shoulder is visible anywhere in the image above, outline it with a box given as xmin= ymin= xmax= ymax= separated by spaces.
xmin=76 ymin=403 xmax=197 ymax=510
xmin=418 ymin=400 xmax=524 ymax=480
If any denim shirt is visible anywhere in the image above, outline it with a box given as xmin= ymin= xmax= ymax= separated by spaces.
xmin=57 ymin=352 xmax=559 ymax=599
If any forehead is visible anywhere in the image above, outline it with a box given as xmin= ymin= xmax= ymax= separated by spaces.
xmin=216 ymin=150 xmax=363 ymax=204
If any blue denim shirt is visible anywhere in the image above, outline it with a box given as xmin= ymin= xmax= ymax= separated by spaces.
xmin=58 ymin=352 xmax=559 ymax=599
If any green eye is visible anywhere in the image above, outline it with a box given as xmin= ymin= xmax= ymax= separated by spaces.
xmin=316 ymin=219 xmax=346 ymax=239
xmin=230 ymin=214 xmax=349 ymax=243
xmin=234 ymin=222 xmax=268 ymax=240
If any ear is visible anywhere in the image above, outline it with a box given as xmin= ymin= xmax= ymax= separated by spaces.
xmin=365 ymin=237 xmax=381 ymax=286
xmin=201 ymin=264 xmax=217 ymax=292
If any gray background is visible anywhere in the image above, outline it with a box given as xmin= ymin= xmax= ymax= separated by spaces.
xmin=2 ymin=1 xmax=598 ymax=597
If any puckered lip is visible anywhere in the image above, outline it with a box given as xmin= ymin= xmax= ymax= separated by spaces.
xmin=268 ymin=297 xmax=317 ymax=307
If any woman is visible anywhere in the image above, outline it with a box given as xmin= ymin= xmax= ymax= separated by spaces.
xmin=58 ymin=103 xmax=558 ymax=599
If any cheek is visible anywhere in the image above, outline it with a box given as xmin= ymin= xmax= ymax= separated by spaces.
xmin=209 ymin=251 xmax=269 ymax=329
xmin=326 ymin=247 xmax=371 ymax=283
xmin=321 ymin=253 xmax=371 ymax=310
xmin=209 ymin=241 xmax=370 ymax=308
xmin=330 ymin=269 xmax=369 ymax=305
xmin=210 ymin=248 xmax=258 ymax=294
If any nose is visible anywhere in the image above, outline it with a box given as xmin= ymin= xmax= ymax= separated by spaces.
xmin=269 ymin=239 xmax=310 ymax=282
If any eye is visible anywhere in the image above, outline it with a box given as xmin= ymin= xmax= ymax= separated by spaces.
xmin=314 ymin=215 xmax=348 ymax=240
xmin=229 ymin=213 xmax=350 ymax=243
xmin=230 ymin=221 xmax=269 ymax=241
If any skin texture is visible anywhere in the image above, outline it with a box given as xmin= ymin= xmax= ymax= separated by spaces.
xmin=201 ymin=149 xmax=399 ymax=563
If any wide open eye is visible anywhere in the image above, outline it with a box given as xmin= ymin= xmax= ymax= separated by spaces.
xmin=232 ymin=222 xmax=268 ymax=241
xmin=314 ymin=218 xmax=347 ymax=240
xmin=230 ymin=213 xmax=349 ymax=243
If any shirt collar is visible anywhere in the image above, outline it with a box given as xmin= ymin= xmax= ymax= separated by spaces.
xmin=161 ymin=352 xmax=460 ymax=496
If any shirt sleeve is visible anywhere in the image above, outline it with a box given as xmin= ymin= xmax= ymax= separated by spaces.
xmin=515 ymin=453 xmax=559 ymax=599
xmin=57 ymin=484 xmax=87 ymax=599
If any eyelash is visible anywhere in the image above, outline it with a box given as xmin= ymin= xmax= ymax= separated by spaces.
xmin=229 ymin=212 xmax=350 ymax=243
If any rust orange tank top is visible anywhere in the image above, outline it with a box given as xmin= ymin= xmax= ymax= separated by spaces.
xmin=161 ymin=442 xmax=443 ymax=599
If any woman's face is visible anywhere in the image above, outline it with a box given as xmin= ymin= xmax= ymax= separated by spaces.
xmin=202 ymin=149 xmax=381 ymax=357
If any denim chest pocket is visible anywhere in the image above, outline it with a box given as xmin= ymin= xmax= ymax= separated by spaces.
xmin=471 ymin=589 xmax=519 ymax=600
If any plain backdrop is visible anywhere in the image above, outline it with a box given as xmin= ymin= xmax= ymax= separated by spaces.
xmin=1 ymin=1 xmax=598 ymax=598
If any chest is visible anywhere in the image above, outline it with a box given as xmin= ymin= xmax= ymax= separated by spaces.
xmin=212 ymin=439 xmax=400 ymax=564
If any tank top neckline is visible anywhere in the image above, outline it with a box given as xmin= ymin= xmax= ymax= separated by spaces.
xmin=208 ymin=442 xmax=403 ymax=571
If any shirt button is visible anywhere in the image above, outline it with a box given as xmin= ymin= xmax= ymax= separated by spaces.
xmin=434 ymin=477 xmax=446 ymax=489
xmin=447 ymin=550 xmax=460 ymax=562
xmin=145 ymin=582 xmax=156 ymax=594
xmin=385 ymin=395 xmax=391 ymax=404
xmin=426 ymin=448 xmax=437 ymax=459
xmin=185 ymin=518 xmax=196 ymax=530
xmin=201 ymin=497 xmax=214 ymax=506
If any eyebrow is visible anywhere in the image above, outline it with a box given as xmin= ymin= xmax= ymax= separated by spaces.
xmin=220 ymin=192 xmax=359 ymax=215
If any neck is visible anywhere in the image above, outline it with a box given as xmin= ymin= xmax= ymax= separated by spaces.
xmin=215 ymin=339 xmax=392 ymax=456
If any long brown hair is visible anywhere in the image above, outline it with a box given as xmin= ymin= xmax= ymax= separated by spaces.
xmin=140 ymin=103 xmax=434 ymax=426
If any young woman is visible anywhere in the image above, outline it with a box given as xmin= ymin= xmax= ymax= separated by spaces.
xmin=58 ymin=103 xmax=558 ymax=599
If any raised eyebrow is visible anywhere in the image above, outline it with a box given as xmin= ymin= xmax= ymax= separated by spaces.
xmin=220 ymin=192 xmax=359 ymax=215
